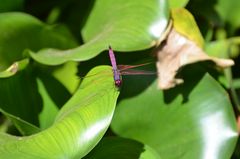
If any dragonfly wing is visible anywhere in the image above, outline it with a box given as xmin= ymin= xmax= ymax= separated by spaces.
xmin=120 ymin=69 xmax=156 ymax=75
xmin=117 ymin=62 xmax=153 ymax=71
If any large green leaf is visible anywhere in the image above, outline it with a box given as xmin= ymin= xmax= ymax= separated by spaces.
xmin=29 ymin=0 xmax=169 ymax=65
xmin=0 ymin=12 xmax=79 ymax=133
xmin=0 ymin=12 xmax=77 ymax=71
xmin=84 ymin=137 xmax=161 ymax=159
xmin=111 ymin=69 xmax=238 ymax=159
xmin=0 ymin=66 xmax=119 ymax=158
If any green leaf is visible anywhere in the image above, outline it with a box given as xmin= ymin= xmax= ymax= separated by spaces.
xmin=0 ymin=69 xmax=42 ymax=128
xmin=37 ymin=70 xmax=71 ymax=112
xmin=0 ymin=59 xmax=29 ymax=78
xmin=215 ymin=0 xmax=240 ymax=32
xmin=168 ymin=0 xmax=189 ymax=8
xmin=204 ymin=37 xmax=240 ymax=89
xmin=233 ymin=79 xmax=240 ymax=89
xmin=52 ymin=61 xmax=80 ymax=94
xmin=0 ymin=0 xmax=24 ymax=12
xmin=171 ymin=8 xmax=204 ymax=47
xmin=111 ymin=71 xmax=238 ymax=159
xmin=29 ymin=0 xmax=169 ymax=65
xmin=84 ymin=137 xmax=161 ymax=159
xmin=205 ymin=37 xmax=240 ymax=58
xmin=37 ymin=78 xmax=59 ymax=130
xmin=0 ymin=12 xmax=77 ymax=70
xmin=0 ymin=117 xmax=12 ymax=133
xmin=0 ymin=66 xmax=119 ymax=159
xmin=0 ymin=65 xmax=73 ymax=134
xmin=0 ymin=108 xmax=40 ymax=135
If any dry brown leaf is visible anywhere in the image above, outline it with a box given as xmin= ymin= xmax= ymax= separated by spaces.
xmin=156 ymin=28 xmax=234 ymax=90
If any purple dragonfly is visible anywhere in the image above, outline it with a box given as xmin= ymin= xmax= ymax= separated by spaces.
xmin=108 ymin=46 xmax=155 ymax=87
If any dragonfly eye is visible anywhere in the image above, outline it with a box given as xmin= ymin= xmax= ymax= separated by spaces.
xmin=115 ymin=79 xmax=122 ymax=87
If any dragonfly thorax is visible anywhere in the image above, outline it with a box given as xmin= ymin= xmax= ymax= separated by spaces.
xmin=109 ymin=46 xmax=155 ymax=88
xmin=113 ymin=69 xmax=122 ymax=87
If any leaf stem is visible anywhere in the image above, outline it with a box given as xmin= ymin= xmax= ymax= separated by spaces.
xmin=225 ymin=67 xmax=240 ymax=112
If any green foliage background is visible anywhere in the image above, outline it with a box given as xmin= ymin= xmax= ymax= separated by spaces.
xmin=0 ymin=0 xmax=239 ymax=158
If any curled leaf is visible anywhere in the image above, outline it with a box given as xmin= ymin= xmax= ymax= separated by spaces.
xmin=0 ymin=59 xmax=29 ymax=78
xmin=156 ymin=9 xmax=234 ymax=90
xmin=29 ymin=0 xmax=169 ymax=65
xmin=0 ymin=66 xmax=119 ymax=159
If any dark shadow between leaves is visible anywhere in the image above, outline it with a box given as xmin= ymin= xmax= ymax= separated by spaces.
xmin=37 ymin=71 xmax=71 ymax=109
xmin=186 ymin=0 xmax=223 ymax=30
xmin=78 ymin=48 xmax=155 ymax=77
xmin=163 ymin=61 xmax=221 ymax=104
xmin=232 ymin=55 xmax=240 ymax=79
xmin=25 ymin=0 xmax=95 ymax=43
xmin=59 ymin=0 xmax=95 ymax=43
xmin=83 ymin=137 xmax=145 ymax=159
xmin=118 ymin=74 xmax=156 ymax=100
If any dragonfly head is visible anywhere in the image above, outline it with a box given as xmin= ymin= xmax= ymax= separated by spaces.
xmin=115 ymin=79 xmax=122 ymax=87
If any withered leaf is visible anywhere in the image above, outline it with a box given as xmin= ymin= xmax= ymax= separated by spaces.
xmin=156 ymin=28 xmax=234 ymax=90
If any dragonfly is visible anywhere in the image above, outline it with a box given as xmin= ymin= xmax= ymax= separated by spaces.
xmin=108 ymin=46 xmax=155 ymax=88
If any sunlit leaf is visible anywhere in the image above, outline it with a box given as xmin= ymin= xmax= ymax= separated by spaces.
xmin=0 ymin=66 xmax=119 ymax=158
xmin=111 ymin=71 xmax=238 ymax=159
xmin=171 ymin=8 xmax=204 ymax=47
xmin=52 ymin=61 xmax=80 ymax=94
xmin=29 ymin=0 xmax=169 ymax=65
xmin=37 ymin=78 xmax=59 ymax=130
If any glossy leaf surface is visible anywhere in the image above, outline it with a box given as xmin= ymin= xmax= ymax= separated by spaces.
xmin=29 ymin=0 xmax=169 ymax=65
xmin=0 ymin=66 xmax=119 ymax=158
xmin=111 ymin=72 xmax=238 ymax=159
